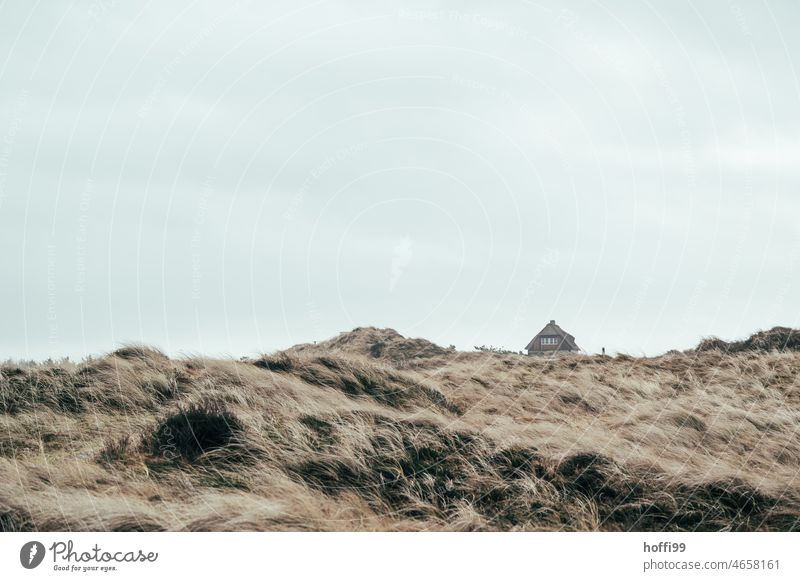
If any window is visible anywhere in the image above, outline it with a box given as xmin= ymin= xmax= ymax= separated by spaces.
xmin=541 ymin=336 xmax=559 ymax=346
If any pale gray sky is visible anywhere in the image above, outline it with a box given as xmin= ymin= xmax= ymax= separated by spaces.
xmin=1 ymin=0 xmax=798 ymax=360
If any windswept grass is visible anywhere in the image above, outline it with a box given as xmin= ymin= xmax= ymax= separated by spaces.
xmin=1 ymin=327 xmax=799 ymax=531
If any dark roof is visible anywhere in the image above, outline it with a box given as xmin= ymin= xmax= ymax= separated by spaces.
xmin=525 ymin=320 xmax=580 ymax=351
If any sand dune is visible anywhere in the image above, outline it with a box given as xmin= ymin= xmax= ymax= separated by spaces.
xmin=1 ymin=327 xmax=799 ymax=531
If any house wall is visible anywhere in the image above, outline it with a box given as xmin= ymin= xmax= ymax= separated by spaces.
xmin=526 ymin=349 xmax=578 ymax=357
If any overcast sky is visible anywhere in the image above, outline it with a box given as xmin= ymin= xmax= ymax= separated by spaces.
xmin=1 ymin=0 xmax=798 ymax=360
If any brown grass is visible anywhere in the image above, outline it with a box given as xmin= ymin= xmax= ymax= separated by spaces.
xmin=1 ymin=327 xmax=799 ymax=531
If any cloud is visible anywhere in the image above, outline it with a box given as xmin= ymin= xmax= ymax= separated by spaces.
xmin=0 ymin=0 xmax=798 ymax=358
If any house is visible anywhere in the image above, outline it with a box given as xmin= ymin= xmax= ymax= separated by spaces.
xmin=525 ymin=320 xmax=580 ymax=355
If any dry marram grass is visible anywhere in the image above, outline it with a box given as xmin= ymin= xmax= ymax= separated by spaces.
xmin=1 ymin=328 xmax=799 ymax=531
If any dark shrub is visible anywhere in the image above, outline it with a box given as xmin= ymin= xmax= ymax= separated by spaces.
xmin=149 ymin=403 xmax=244 ymax=461
xmin=253 ymin=353 xmax=295 ymax=372
xmin=696 ymin=327 xmax=800 ymax=353
xmin=0 ymin=507 xmax=34 ymax=532
xmin=741 ymin=327 xmax=800 ymax=352
xmin=113 ymin=344 xmax=169 ymax=362
xmin=369 ymin=342 xmax=386 ymax=357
